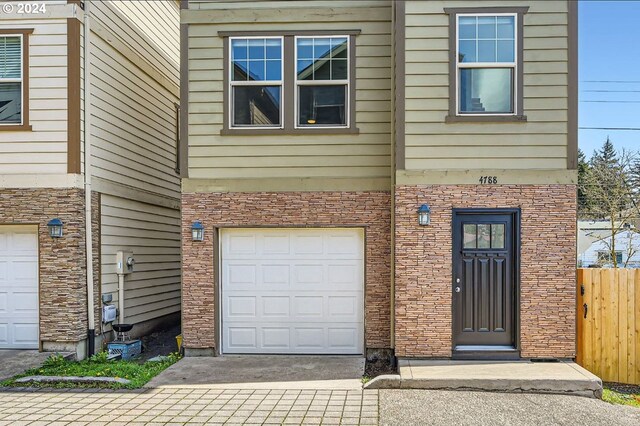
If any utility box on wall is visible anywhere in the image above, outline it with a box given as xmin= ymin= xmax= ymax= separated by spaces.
xmin=116 ymin=251 xmax=135 ymax=275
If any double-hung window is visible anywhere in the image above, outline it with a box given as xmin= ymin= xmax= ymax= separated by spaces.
xmin=295 ymin=36 xmax=349 ymax=128
xmin=224 ymin=32 xmax=357 ymax=133
xmin=445 ymin=7 xmax=527 ymax=121
xmin=457 ymin=14 xmax=516 ymax=115
xmin=0 ymin=34 xmax=24 ymax=125
xmin=230 ymin=37 xmax=283 ymax=128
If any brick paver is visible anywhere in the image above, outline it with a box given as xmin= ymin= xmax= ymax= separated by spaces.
xmin=0 ymin=388 xmax=379 ymax=425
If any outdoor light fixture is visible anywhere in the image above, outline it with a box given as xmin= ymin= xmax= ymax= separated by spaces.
xmin=47 ymin=218 xmax=64 ymax=238
xmin=417 ymin=204 xmax=431 ymax=226
xmin=191 ymin=221 xmax=204 ymax=242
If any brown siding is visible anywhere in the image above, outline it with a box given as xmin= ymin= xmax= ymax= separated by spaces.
xmin=394 ymin=184 xmax=576 ymax=358
xmin=181 ymin=191 xmax=392 ymax=351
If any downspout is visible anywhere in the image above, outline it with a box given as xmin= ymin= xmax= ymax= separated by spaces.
xmin=83 ymin=0 xmax=95 ymax=357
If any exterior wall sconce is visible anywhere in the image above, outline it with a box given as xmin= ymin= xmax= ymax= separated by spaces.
xmin=47 ymin=218 xmax=64 ymax=238
xmin=191 ymin=221 xmax=204 ymax=241
xmin=418 ymin=204 xmax=431 ymax=226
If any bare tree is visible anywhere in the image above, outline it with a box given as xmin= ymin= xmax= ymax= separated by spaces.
xmin=579 ymin=140 xmax=640 ymax=268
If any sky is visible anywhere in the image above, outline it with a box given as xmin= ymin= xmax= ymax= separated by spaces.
xmin=579 ymin=1 xmax=640 ymax=158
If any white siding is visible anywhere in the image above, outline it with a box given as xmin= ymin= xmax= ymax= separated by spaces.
xmin=89 ymin=0 xmax=180 ymax=199
xmin=100 ymin=195 xmax=181 ymax=325
xmin=0 ymin=19 xmax=68 ymax=176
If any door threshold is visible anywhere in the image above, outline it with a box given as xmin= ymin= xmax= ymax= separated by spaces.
xmin=453 ymin=345 xmax=520 ymax=360
xmin=455 ymin=345 xmax=516 ymax=352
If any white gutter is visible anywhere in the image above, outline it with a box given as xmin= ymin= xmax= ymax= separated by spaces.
xmin=83 ymin=0 xmax=95 ymax=355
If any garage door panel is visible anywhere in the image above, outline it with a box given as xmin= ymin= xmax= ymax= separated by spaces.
xmin=13 ymin=323 xmax=38 ymax=345
xmin=12 ymin=233 xmax=36 ymax=251
xmin=222 ymin=228 xmax=364 ymax=354
xmin=263 ymin=234 xmax=291 ymax=254
xmin=0 ymin=324 xmax=7 ymax=344
xmin=227 ymin=327 xmax=257 ymax=349
xmin=12 ymin=260 xmax=38 ymax=280
xmin=226 ymin=296 xmax=257 ymax=318
xmin=262 ymin=295 xmax=290 ymax=317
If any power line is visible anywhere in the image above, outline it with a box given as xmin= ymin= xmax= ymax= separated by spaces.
xmin=582 ymin=90 xmax=640 ymax=93
xmin=580 ymin=127 xmax=640 ymax=131
xmin=582 ymin=100 xmax=640 ymax=103
xmin=581 ymin=80 xmax=640 ymax=83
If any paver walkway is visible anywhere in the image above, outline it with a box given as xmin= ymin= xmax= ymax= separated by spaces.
xmin=0 ymin=388 xmax=379 ymax=425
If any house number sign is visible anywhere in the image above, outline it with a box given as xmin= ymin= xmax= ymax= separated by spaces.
xmin=478 ymin=176 xmax=498 ymax=184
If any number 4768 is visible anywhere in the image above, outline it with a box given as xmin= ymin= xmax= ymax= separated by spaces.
xmin=479 ymin=176 xmax=498 ymax=184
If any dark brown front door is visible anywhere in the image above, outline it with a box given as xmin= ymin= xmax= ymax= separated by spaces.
xmin=452 ymin=210 xmax=518 ymax=351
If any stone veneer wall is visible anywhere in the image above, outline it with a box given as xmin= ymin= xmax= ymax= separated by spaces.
xmin=0 ymin=188 xmax=100 ymax=349
xmin=181 ymin=191 xmax=392 ymax=353
xmin=394 ymin=185 xmax=577 ymax=359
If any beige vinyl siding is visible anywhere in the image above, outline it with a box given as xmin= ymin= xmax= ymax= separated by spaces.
xmin=89 ymin=2 xmax=180 ymax=199
xmin=100 ymin=195 xmax=181 ymax=325
xmin=185 ymin=1 xmax=392 ymax=180
xmin=404 ymin=0 xmax=569 ymax=171
xmin=0 ymin=20 xmax=68 ymax=176
xmin=91 ymin=0 xmax=179 ymax=86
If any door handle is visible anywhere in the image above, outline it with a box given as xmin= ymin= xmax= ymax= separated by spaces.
xmin=455 ymin=287 xmax=461 ymax=293
xmin=583 ymin=303 xmax=588 ymax=319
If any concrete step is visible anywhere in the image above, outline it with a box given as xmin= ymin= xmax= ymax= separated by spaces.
xmin=365 ymin=360 xmax=603 ymax=398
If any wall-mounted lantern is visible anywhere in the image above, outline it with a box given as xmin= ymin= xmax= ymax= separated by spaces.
xmin=191 ymin=221 xmax=204 ymax=241
xmin=417 ymin=204 xmax=431 ymax=226
xmin=47 ymin=218 xmax=64 ymax=238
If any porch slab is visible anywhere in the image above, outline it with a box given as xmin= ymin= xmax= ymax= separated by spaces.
xmin=366 ymin=360 xmax=603 ymax=398
xmin=146 ymin=355 xmax=365 ymax=390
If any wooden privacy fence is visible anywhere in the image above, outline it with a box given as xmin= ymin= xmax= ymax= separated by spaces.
xmin=577 ymin=268 xmax=640 ymax=385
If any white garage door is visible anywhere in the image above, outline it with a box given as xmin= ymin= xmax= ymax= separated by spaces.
xmin=0 ymin=227 xmax=39 ymax=349
xmin=221 ymin=228 xmax=364 ymax=354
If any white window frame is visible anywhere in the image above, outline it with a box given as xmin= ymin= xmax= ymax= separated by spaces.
xmin=0 ymin=33 xmax=24 ymax=126
xmin=455 ymin=13 xmax=518 ymax=117
xmin=294 ymin=35 xmax=350 ymax=129
xmin=228 ymin=35 xmax=284 ymax=129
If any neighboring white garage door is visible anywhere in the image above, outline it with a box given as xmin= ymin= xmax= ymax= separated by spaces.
xmin=221 ymin=228 xmax=364 ymax=354
xmin=0 ymin=227 xmax=39 ymax=349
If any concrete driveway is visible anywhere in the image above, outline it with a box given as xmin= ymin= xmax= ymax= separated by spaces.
xmin=379 ymin=389 xmax=640 ymax=426
xmin=146 ymin=355 xmax=365 ymax=390
xmin=0 ymin=350 xmax=57 ymax=382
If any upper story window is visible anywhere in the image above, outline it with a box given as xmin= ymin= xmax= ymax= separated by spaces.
xmin=0 ymin=35 xmax=24 ymax=125
xmin=230 ymin=37 xmax=283 ymax=128
xmin=444 ymin=7 xmax=528 ymax=123
xmin=222 ymin=31 xmax=359 ymax=134
xmin=457 ymin=15 xmax=516 ymax=115
xmin=295 ymin=36 xmax=349 ymax=128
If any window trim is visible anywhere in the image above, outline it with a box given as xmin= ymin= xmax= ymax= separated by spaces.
xmin=444 ymin=7 xmax=528 ymax=123
xmin=0 ymin=29 xmax=32 ymax=131
xmin=228 ymin=35 xmax=284 ymax=130
xmin=220 ymin=30 xmax=360 ymax=135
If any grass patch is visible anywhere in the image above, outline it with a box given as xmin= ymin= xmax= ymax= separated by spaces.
xmin=603 ymin=387 xmax=640 ymax=408
xmin=0 ymin=351 xmax=181 ymax=390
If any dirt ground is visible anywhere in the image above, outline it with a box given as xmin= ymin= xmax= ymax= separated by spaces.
xmin=139 ymin=323 xmax=182 ymax=361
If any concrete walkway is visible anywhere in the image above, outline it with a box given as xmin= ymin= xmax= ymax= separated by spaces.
xmin=147 ymin=356 xmax=365 ymax=390
xmin=0 ymin=350 xmax=69 ymax=382
xmin=367 ymin=360 xmax=603 ymax=398
xmin=379 ymin=389 xmax=640 ymax=426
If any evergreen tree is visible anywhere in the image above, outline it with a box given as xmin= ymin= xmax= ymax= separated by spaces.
xmin=577 ymin=148 xmax=591 ymax=217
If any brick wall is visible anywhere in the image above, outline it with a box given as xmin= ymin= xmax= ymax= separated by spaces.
xmin=0 ymin=188 xmax=101 ymax=344
xmin=394 ymin=185 xmax=577 ymax=359
xmin=181 ymin=191 xmax=392 ymax=352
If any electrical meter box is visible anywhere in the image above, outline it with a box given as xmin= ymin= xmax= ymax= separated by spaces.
xmin=116 ymin=251 xmax=135 ymax=274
